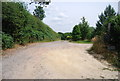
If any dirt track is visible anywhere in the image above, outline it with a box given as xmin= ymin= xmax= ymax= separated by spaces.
xmin=2 ymin=41 xmax=118 ymax=79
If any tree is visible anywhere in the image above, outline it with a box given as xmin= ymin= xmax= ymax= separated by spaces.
xmin=103 ymin=15 xmax=120 ymax=51
xmin=90 ymin=5 xmax=119 ymax=68
xmin=72 ymin=25 xmax=81 ymax=41
xmin=94 ymin=5 xmax=119 ymax=49
xmin=111 ymin=15 xmax=120 ymax=51
xmin=87 ymin=27 xmax=95 ymax=40
xmin=33 ymin=6 xmax=45 ymax=20
xmin=95 ymin=5 xmax=116 ymax=35
xmin=79 ymin=17 xmax=89 ymax=40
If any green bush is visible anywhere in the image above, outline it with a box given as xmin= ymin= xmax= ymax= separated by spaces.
xmin=2 ymin=33 xmax=14 ymax=49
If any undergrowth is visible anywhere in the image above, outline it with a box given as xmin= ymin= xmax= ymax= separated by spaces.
xmin=89 ymin=36 xmax=120 ymax=69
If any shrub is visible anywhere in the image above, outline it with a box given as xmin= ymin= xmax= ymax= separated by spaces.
xmin=91 ymin=36 xmax=119 ymax=68
xmin=91 ymin=36 xmax=107 ymax=54
xmin=2 ymin=33 xmax=14 ymax=49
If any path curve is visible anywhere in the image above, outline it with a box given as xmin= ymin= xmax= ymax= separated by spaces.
xmin=2 ymin=41 xmax=118 ymax=79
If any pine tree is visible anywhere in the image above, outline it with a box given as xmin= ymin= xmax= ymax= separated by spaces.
xmin=95 ymin=5 xmax=116 ymax=35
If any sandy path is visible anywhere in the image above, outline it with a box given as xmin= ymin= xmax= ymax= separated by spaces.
xmin=2 ymin=41 xmax=118 ymax=79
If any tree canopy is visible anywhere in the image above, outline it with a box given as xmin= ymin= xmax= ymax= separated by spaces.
xmin=33 ymin=6 xmax=45 ymax=20
xmin=79 ymin=17 xmax=89 ymax=40
xmin=71 ymin=17 xmax=94 ymax=41
xmin=95 ymin=5 xmax=116 ymax=35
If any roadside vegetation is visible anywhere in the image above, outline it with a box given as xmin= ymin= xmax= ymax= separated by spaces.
xmin=2 ymin=2 xmax=59 ymax=50
xmin=58 ymin=5 xmax=120 ymax=69
xmin=1 ymin=2 xmax=120 ymax=69
xmin=89 ymin=5 xmax=120 ymax=69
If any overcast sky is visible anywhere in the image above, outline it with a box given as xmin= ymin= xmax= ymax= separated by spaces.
xmin=28 ymin=1 xmax=118 ymax=33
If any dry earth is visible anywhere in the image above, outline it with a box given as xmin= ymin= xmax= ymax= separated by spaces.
xmin=2 ymin=41 xmax=118 ymax=79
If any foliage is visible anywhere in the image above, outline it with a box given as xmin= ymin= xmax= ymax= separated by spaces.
xmin=2 ymin=32 xmax=14 ymax=49
xmin=2 ymin=2 xmax=59 ymax=49
xmin=87 ymin=27 xmax=95 ymax=40
xmin=58 ymin=32 xmax=72 ymax=40
xmin=91 ymin=36 xmax=119 ymax=68
xmin=103 ymin=15 xmax=120 ymax=51
xmin=94 ymin=5 xmax=119 ymax=51
xmin=71 ymin=17 xmax=94 ymax=41
xmin=33 ymin=6 xmax=45 ymax=20
xmin=2 ymin=2 xmax=28 ymax=38
xmin=79 ymin=17 xmax=89 ymax=40
xmin=72 ymin=25 xmax=81 ymax=41
xmin=95 ymin=5 xmax=116 ymax=35
xmin=91 ymin=5 xmax=120 ymax=68
xmin=58 ymin=32 xmax=63 ymax=39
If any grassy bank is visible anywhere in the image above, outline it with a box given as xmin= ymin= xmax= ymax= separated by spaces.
xmin=2 ymin=2 xmax=60 ymax=50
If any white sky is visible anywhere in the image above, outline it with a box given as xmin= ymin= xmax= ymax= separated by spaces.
xmin=28 ymin=1 xmax=118 ymax=33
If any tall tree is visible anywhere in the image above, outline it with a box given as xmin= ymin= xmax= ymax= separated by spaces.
xmin=72 ymin=25 xmax=81 ymax=41
xmin=103 ymin=15 xmax=120 ymax=51
xmin=95 ymin=5 xmax=116 ymax=35
xmin=79 ymin=17 xmax=89 ymax=40
xmin=33 ymin=6 xmax=45 ymax=20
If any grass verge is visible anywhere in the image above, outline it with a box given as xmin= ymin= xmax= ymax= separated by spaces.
xmin=71 ymin=40 xmax=93 ymax=44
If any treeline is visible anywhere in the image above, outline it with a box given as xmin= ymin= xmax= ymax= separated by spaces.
xmin=58 ymin=32 xmax=72 ymax=40
xmin=91 ymin=5 xmax=120 ymax=68
xmin=2 ymin=2 xmax=59 ymax=49
xmin=58 ymin=17 xmax=95 ymax=41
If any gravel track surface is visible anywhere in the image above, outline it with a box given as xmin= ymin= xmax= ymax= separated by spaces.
xmin=2 ymin=41 xmax=118 ymax=79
